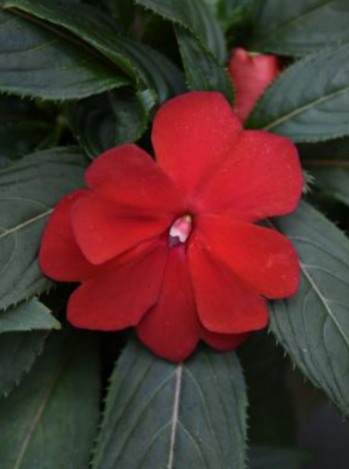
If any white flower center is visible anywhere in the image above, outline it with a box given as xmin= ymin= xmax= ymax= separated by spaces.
xmin=169 ymin=215 xmax=192 ymax=246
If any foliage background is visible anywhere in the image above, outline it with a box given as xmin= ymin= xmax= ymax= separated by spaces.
xmin=0 ymin=0 xmax=349 ymax=467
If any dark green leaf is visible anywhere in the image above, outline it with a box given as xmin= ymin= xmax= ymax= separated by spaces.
xmin=239 ymin=332 xmax=295 ymax=446
xmin=270 ymin=201 xmax=349 ymax=416
xmin=249 ymin=446 xmax=310 ymax=469
xmin=250 ymin=0 xmax=349 ymax=57
xmin=312 ymin=167 xmax=349 ymax=207
xmin=69 ymin=89 xmax=152 ymax=159
xmin=299 ymin=138 xmax=349 ymax=162
xmin=108 ymin=0 xmax=136 ymax=29
xmin=0 ymin=123 xmax=53 ymax=165
xmin=133 ymin=0 xmax=226 ymax=62
xmin=204 ymin=0 xmax=255 ymax=30
xmin=0 ymin=299 xmax=60 ymax=332
xmin=176 ymin=26 xmax=234 ymax=100
xmin=93 ymin=338 xmax=247 ymax=469
xmin=247 ymin=45 xmax=349 ymax=143
xmin=3 ymin=0 xmax=186 ymax=102
xmin=0 ymin=147 xmax=87 ymax=311
xmin=0 ymin=8 xmax=128 ymax=100
xmin=0 ymin=330 xmax=101 ymax=469
xmin=0 ymin=96 xmax=55 ymax=165
xmin=0 ymin=331 xmax=46 ymax=397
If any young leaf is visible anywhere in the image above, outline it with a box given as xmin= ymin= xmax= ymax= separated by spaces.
xmin=0 ymin=330 xmax=101 ymax=469
xmin=247 ymin=45 xmax=349 ymax=143
xmin=68 ymin=89 xmax=152 ymax=159
xmin=133 ymin=0 xmax=227 ymax=62
xmin=93 ymin=337 xmax=247 ymax=469
xmin=0 ymin=9 xmax=128 ymax=100
xmin=2 ymin=0 xmax=186 ymax=102
xmin=0 ymin=299 xmax=60 ymax=333
xmin=249 ymin=0 xmax=349 ymax=57
xmin=0 ymin=147 xmax=87 ymax=311
xmin=176 ymin=26 xmax=234 ymax=101
xmin=0 ymin=331 xmax=47 ymax=398
xmin=270 ymin=201 xmax=349 ymax=417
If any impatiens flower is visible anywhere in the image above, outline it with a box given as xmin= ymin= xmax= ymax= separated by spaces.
xmin=40 ymin=91 xmax=302 ymax=362
xmin=229 ymin=47 xmax=281 ymax=122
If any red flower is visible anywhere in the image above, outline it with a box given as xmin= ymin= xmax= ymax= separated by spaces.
xmin=40 ymin=92 xmax=302 ymax=362
xmin=229 ymin=48 xmax=281 ymax=122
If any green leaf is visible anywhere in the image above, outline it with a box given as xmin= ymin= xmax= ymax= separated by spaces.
xmin=249 ymin=446 xmax=310 ymax=469
xmin=93 ymin=337 xmax=247 ymax=469
xmin=0 ymin=330 xmax=101 ymax=469
xmin=2 ymin=0 xmax=186 ymax=102
xmin=249 ymin=0 xmax=349 ymax=57
xmin=0 ymin=331 xmax=47 ymax=397
xmin=0 ymin=9 xmax=128 ymax=101
xmin=247 ymin=45 xmax=349 ymax=143
xmin=68 ymin=89 xmax=152 ymax=159
xmin=270 ymin=201 xmax=349 ymax=416
xmin=133 ymin=0 xmax=226 ymax=62
xmin=0 ymin=147 xmax=87 ymax=311
xmin=0 ymin=299 xmax=60 ymax=332
xmin=130 ymin=0 xmax=233 ymax=100
xmin=176 ymin=26 xmax=234 ymax=101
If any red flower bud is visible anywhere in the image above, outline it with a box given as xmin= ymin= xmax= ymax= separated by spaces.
xmin=229 ymin=47 xmax=281 ymax=122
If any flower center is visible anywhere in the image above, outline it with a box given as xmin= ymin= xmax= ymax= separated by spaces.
xmin=169 ymin=214 xmax=193 ymax=246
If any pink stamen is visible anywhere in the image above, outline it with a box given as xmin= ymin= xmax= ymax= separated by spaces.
xmin=169 ymin=215 xmax=193 ymax=246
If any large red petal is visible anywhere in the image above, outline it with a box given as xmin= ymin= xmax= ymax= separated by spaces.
xmin=189 ymin=233 xmax=268 ymax=334
xmin=137 ymin=245 xmax=200 ymax=362
xmin=152 ymin=92 xmax=242 ymax=200
xmin=199 ymin=130 xmax=302 ymax=221
xmin=196 ymin=215 xmax=299 ymax=299
xmin=85 ymin=144 xmax=186 ymax=215
xmin=200 ymin=327 xmax=250 ymax=351
xmin=229 ymin=48 xmax=281 ymax=123
xmin=67 ymin=240 xmax=167 ymax=331
xmin=71 ymin=192 xmax=172 ymax=265
xmin=39 ymin=191 xmax=97 ymax=282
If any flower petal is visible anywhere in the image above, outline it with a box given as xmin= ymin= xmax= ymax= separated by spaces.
xmin=196 ymin=215 xmax=299 ymax=299
xmin=71 ymin=192 xmax=172 ymax=265
xmin=200 ymin=327 xmax=250 ymax=351
xmin=199 ymin=130 xmax=302 ymax=221
xmin=189 ymin=233 xmax=268 ymax=334
xmin=39 ymin=190 xmax=97 ymax=282
xmin=67 ymin=240 xmax=167 ymax=331
xmin=85 ymin=143 xmax=186 ymax=215
xmin=152 ymin=92 xmax=242 ymax=200
xmin=229 ymin=48 xmax=281 ymax=122
xmin=137 ymin=245 xmax=200 ymax=362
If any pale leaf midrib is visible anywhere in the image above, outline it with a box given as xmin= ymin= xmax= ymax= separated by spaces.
xmin=167 ymin=363 xmax=183 ymax=469
xmin=300 ymin=261 xmax=349 ymax=349
xmin=255 ymin=0 xmax=337 ymax=47
xmin=0 ymin=209 xmax=53 ymax=241
xmin=262 ymin=84 xmax=349 ymax=132
xmin=12 ymin=345 xmax=73 ymax=469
